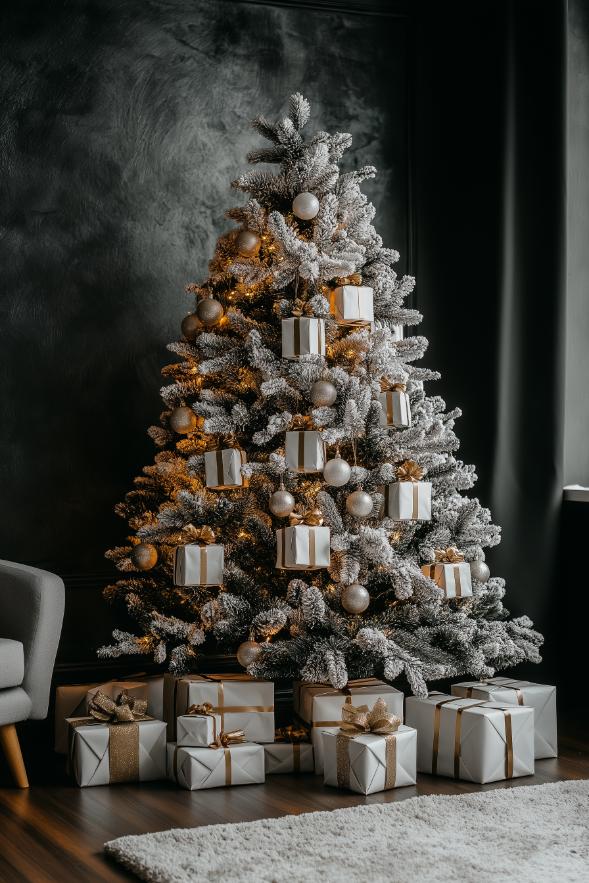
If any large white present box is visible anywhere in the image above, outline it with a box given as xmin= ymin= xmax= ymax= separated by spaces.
xmin=451 ymin=678 xmax=557 ymax=758
xmin=168 ymin=741 xmax=265 ymax=790
xmin=294 ymin=680 xmax=404 ymax=774
xmin=264 ymin=742 xmax=314 ymax=774
xmin=330 ymin=285 xmax=374 ymax=325
xmin=378 ymin=389 xmax=412 ymax=428
xmin=323 ymin=725 xmax=416 ymax=794
xmin=67 ymin=717 xmax=167 ymax=787
xmin=281 ymin=318 xmax=326 ymax=359
xmin=174 ymin=543 xmax=224 ymax=586
xmin=176 ymin=712 xmax=217 ymax=748
xmin=204 ymin=448 xmax=247 ymax=489
xmin=385 ymin=481 xmax=431 ymax=521
xmin=421 ymin=561 xmax=472 ymax=599
xmin=275 ymin=525 xmax=330 ymax=570
xmin=285 ymin=430 xmax=326 ymax=473
xmin=163 ymin=674 xmax=275 ymax=743
xmin=405 ymin=692 xmax=535 ymax=784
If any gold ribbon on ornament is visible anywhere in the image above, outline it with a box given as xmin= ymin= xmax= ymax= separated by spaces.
xmin=288 ymin=507 xmax=324 ymax=526
xmin=380 ymin=379 xmax=406 ymax=392
xmin=335 ymin=273 xmax=363 ymax=286
xmin=424 ymin=548 xmax=466 ymax=597
xmin=434 ymin=547 xmax=464 ymax=563
xmin=396 ymin=460 xmax=424 ymax=482
xmin=183 ymin=524 xmax=216 ymax=544
xmin=213 ymin=729 xmax=246 ymax=748
xmin=336 ymin=699 xmax=400 ymax=790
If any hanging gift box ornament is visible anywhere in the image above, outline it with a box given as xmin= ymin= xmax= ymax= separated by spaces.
xmin=392 ymin=324 xmax=404 ymax=342
xmin=285 ymin=430 xmax=326 ymax=473
xmin=329 ymin=285 xmax=374 ymax=326
xmin=421 ymin=547 xmax=473 ymax=599
xmin=384 ymin=460 xmax=431 ymax=521
xmin=281 ymin=317 xmax=326 ymax=359
xmin=174 ymin=526 xmax=224 ymax=587
xmin=204 ymin=448 xmax=247 ymax=489
xmin=378 ymin=382 xmax=412 ymax=429
xmin=276 ymin=509 xmax=330 ymax=570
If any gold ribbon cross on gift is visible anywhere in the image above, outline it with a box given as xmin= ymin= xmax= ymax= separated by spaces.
xmin=336 ymin=698 xmax=401 ymax=791
xmin=83 ymin=690 xmax=150 ymax=784
xmin=396 ymin=460 xmax=424 ymax=519
xmin=429 ymin=547 xmax=466 ymax=597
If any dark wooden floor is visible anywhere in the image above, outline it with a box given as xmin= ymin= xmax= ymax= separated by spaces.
xmin=0 ymin=716 xmax=588 ymax=883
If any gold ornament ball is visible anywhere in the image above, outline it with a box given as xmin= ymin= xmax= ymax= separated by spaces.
xmin=269 ymin=488 xmax=296 ymax=517
xmin=292 ymin=191 xmax=320 ymax=220
xmin=169 ymin=406 xmax=198 ymax=434
xmin=341 ymin=583 xmax=370 ymax=614
xmin=470 ymin=560 xmax=490 ymax=583
xmin=236 ymin=229 xmax=261 ymax=257
xmin=323 ymin=455 xmax=351 ymax=487
xmin=236 ymin=640 xmax=262 ymax=668
xmin=181 ymin=313 xmax=201 ymax=341
xmin=196 ymin=297 xmax=224 ymax=327
xmin=131 ymin=543 xmax=158 ymax=571
xmin=310 ymin=379 xmax=337 ymax=407
xmin=346 ymin=489 xmax=374 ymax=518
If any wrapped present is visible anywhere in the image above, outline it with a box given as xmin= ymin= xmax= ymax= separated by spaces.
xmin=392 ymin=324 xmax=404 ymax=342
xmin=276 ymin=523 xmax=330 ymax=570
xmin=67 ymin=691 xmax=166 ymax=787
xmin=281 ymin=317 xmax=326 ymax=359
xmin=322 ymin=699 xmax=416 ymax=794
xmin=285 ymin=430 xmax=326 ymax=473
xmin=174 ymin=526 xmax=224 ymax=587
xmin=204 ymin=448 xmax=247 ymax=489
xmin=264 ymin=725 xmax=314 ymax=774
xmin=176 ymin=704 xmax=219 ymax=747
xmin=421 ymin=547 xmax=472 ymax=599
xmin=168 ymin=740 xmax=265 ymax=790
xmin=294 ymin=679 xmax=404 ymax=774
xmin=384 ymin=460 xmax=431 ymax=521
xmin=451 ymin=677 xmax=557 ymax=759
xmin=163 ymin=673 xmax=274 ymax=742
xmin=329 ymin=285 xmax=374 ymax=326
xmin=55 ymin=680 xmax=101 ymax=754
xmin=378 ymin=384 xmax=412 ymax=429
xmin=405 ymin=692 xmax=535 ymax=784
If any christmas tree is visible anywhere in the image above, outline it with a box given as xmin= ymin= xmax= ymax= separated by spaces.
xmin=100 ymin=94 xmax=542 ymax=695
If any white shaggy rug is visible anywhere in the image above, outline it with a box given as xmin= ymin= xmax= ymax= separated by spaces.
xmin=105 ymin=779 xmax=589 ymax=883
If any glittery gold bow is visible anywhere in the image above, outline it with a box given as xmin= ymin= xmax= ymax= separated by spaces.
xmin=380 ymin=379 xmax=406 ymax=392
xmin=396 ymin=460 xmax=424 ymax=482
xmin=335 ymin=273 xmax=363 ymax=286
xmin=88 ymin=690 xmax=148 ymax=724
xmin=213 ymin=729 xmax=246 ymax=748
xmin=434 ymin=547 xmax=465 ymax=563
xmin=275 ymin=724 xmax=310 ymax=743
xmin=289 ymin=507 xmax=324 ymax=527
xmin=183 ymin=524 xmax=216 ymax=544
xmin=186 ymin=702 xmax=215 ymax=716
xmin=339 ymin=697 xmax=401 ymax=735
xmin=291 ymin=413 xmax=314 ymax=429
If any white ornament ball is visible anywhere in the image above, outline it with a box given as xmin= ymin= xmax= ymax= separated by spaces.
xmin=470 ymin=560 xmax=490 ymax=583
xmin=269 ymin=488 xmax=296 ymax=517
xmin=341 ymin=583 xmax=370 ymax=614
xmin=236 ymin=229 xmax=261 ymax=257
xmin=310 ymin=379 xmax=337 ymax=407
xmin=236 ymin=640 xmax=262 ymax=668
xmin=323 ymin=456 xmax=351 ymax=487
xmin=346 ymin=489 xmax=373 ymax=518
xmin=292 ymin=191 xmax=320 ymax=220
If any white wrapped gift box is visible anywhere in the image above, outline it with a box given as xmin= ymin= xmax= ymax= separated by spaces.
xmin=281 ymin=318 xmax=326 ymax=359
xmin=204 ymin=448 xmax=247 ymax=489
xmin=264 ymin=742 xmax=314 ymax=774
xmin=378 ymin=389 xmax=412 ymax=428
xmin=275 ymin=525 xmax=331 ymax=570
xmin=285 ymin=430 xmax=326 ymax=473
xmin=323 ymin=725 xmax=416 ymax=794
xmin=67 ymin=717 xmax=167 ymax=787
xmin=174 ymin=543 xmax=224 ymax=587
xmin=385 ymin=481 xmax=431 ymax=521
xmin=163 ymin=674 xmax=275 ymax=743
xmin=176 ymin=713 xmax=217 ymax=748
xmin=451 ymin=678 xmax=557 ymax=758
xmin=293 ymin=680 xmax=404 ymax=774
xmin=405 ymin=692 xmax=535 ymax=784
xmin=421 ymin=561 xmax=473 ymax=599
xmin=330 ymin=285 xmax=374 ymax=325
xmin=392 ymin=324 xmax=404 ymax=342
xmin=168 ymin=741 xmax=265 ymax=790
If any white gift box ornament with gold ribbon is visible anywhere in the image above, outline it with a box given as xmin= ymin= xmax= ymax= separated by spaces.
xmin=384 ymin=460 xmax=431 ymax=521
xmin=378 ymin=382 xmax=412 ymax=428
xmin=330 ymin=285 xmax=374 ymax=326
xmin=285 ymin=430 xmax=326 ymax=473
xmin=282 ymin=317 xmax=326 ymax=359
xmin=276 ymin=526 xmax=331 ymax=570
xmin=421 ymin=547 xmax=472 ymax=599
xmin=405 ymin=692 xmax=535 ymax=784
xmin=204 ymin=448 xmax=247 ymax=489
xmin=168 ymin=739 xmax=265 ymax=790
xmin=174 ymin=526 xmax=224 ymax=587
xmin=392 ymin=324 xmax=404 ymax=342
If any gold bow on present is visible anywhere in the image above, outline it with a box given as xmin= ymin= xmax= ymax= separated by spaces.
xmin=213 ymin=729 xmax=246 ymax=748
xmin=434 ymin=547 xmax=464 ymax=563
xmin=380 ymin=379 xmax=406 ymax=392
xmin=335 ymin=273 xmax=363 ymax=286
xmin=186 ymin=702 xmax=215 ymax=716
xmin=275 ymin=724 xmax=310 ymax=743
xmin=88 ymin=690 xmax=148 ymax=724
xmin=339 ymin=697 xmax=401 ymax=736
xmin=289 ymin=507 xmax=324 ymax=527
xmin=183 ymin=524 xmax=216 ymax=544
xmin=396 ymin=460 xmax=424 ymax=482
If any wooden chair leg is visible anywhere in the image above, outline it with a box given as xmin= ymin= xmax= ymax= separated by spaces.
xmin=0 ymin=724 xmax=29 ymax=788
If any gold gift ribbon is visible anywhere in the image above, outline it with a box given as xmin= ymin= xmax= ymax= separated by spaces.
xmin=412 ymin=484 xmax=419 ymax=519
xmin=186 ymin=702 xmax=218 ymax=745
xmin=430 ymin=696 xmax=460 ymax=775
xmin=339 ymin=697 xmax=401 ymax=737
xmin=224 ymin=748 xmax=232 ymax=785
xmin=295 ymin=679 xmax=386 ymax=719
xmin=294 ymin=319 xmax=301 ymax=355
xmin=293 ymin=743 xmax=301 ymax=773
xmin=298 ymin=432 xmax=305 ymax=469
xmin=200 ymin=546 xmax=207 ymax=585
xmin=484 ymin=678 xmax=526 ymax=706
xmin=396 ymin=459 xmax=424 ymax=482
xmin=335 ymin=731 xmax=398 ymax=790
xmin=68 ymin=713 xmax=152 ymax=785
xmin=424 ymin=563 xmax=464 ymax=597
xmin=430 ymin=697 xmax=515 ymax=779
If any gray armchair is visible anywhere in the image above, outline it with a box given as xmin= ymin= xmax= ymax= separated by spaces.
xmin=0 ymin=560 xmax=64 ymax=787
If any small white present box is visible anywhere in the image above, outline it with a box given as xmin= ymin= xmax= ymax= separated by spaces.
xmin=378 ymin=388 xmax=412 ymax=428
xmin=163 ymin=674 xmax=275 ymax=743
xmin=385 ymin=481 xmax=431 ymax=521
xmin=168 ymin=741 xmax=265 ymax=790
xmin=330 ymin=285 xmax=374 ymax=326
xmin=176 ymin=712 xmax=217 ymax=748
xmin=204 ymin=448 xmax=247 ymax=489
xmin=285 ymin=430 xmax=326 ymax=473
xmin=392 ymin=324 xmax=404 ymax=342
xmin=293 ymin=680 xmax=404 ymax=774
xmin=67 ymin=717 xmax=167 ymax=787
xmin=281 ymin=318 xmax=326 ymax=359
xmin=323 ymin=725 xmax=416 ymax=794
xmin=405 ymin=692 xmax=535 ymax=784
xmin=174 ymin=543 xmax=224 ymax=587
xmin=275 ymin=525 xmax=331 ymax=570
xmin=421 ymin=560 xmax=472 ymax=599
xmin=264 ymin=742 xmax=314 ymax=774
xmin=451 ymin=678 xmax=557 ymax=759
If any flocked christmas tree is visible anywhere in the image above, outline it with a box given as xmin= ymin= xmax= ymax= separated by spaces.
xmin=100 ymin=94 xmax=543 ymax=694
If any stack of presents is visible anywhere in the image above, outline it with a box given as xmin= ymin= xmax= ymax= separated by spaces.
xmin=56 ymin=672 xmax=557 ymax=794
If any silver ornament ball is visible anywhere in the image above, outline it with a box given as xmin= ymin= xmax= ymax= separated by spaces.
xmin=323 ymin=456 xmax=351 ymax=487
xmin=346 ymin=489 xmax=374 ymax=518
xmin=269 ymin=488 xmax=296 ymax=517
xmin=310 ymin=379 xmax=337 ymax=407
xmin=236 ymin=640 xmax=262 ymax=668
xmin=470 ymin=560 xmax=490 ymax=583
xmin=236 ymin=229 xmax=261 ymax=257
xmin=292 ymin=191 xmax=320 ymax=220
xmin=196 ymin=297 xmax=224 ymax=327
xmin=341 ymin=583 xmax=370 ymax=614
